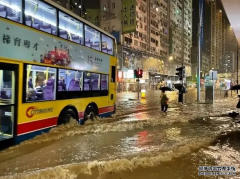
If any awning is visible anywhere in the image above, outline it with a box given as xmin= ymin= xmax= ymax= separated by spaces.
xmin=221 ymin=0 xmax=240 ymax=46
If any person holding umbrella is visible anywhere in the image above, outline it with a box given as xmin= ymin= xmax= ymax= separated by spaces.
xmin=160 ymin=90 xmax=169 ymax=112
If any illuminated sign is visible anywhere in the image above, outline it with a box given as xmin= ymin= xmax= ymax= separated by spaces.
xmin=123 ymin=70 xmax=134 ymax=79
xmin=26 ymin=106 xmax=54 ymax=118
xmin=118 ymin=71 xmax=123 ymax=79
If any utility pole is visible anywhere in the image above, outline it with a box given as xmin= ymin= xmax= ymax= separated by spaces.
xmin=181 ymin=0 xmax=185 ymax=80
xmin=137 ymin=67 xmax=140 ymax=99
xmin=182 ymin=63 xmax=184 ymax=86
xmin=237 ymin=44 xmax=239 ymax=94
xmin=197 ymin=1 xmax=203 ymax=101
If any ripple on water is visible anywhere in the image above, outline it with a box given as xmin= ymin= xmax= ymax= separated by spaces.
xmin=0 ymin=137 xmax=214 ymax=179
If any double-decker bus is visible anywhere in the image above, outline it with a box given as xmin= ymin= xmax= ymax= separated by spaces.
xmin=0 ymin=0 xmax=117 ymax=148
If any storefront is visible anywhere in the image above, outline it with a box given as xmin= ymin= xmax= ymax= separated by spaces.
xmin=148 ymin=72 xmax=179 ymax=90
xmin=117 ymin=70 xmax=152 ymax=92
xmin=217 ymin=73 xmax=234 ymax=90
xmin=117 ymin=70 xmax=139 ymax=92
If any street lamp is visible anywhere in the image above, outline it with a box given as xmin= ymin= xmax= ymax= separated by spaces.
xmin=169 ymin=56 xmax=173 ymax=60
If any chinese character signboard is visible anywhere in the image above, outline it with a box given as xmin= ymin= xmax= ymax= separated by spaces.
xmin=0 ymin=19 xmax=109 ymax=74
xmin=86 ymin=9 xmax=100 ymax=27
xmin=122 ymin=0 xmax=136 ymax=33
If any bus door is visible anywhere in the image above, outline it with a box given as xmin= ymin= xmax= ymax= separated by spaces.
xmin=0 ymin=62 xmax=18 ymax=148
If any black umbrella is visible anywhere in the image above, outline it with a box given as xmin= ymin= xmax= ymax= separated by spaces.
xmin=173 ymin=84 xmax=187 ymax=93
xmin=173 ymin=84 xmax=183 ymax=91
xmin=159 ymin=86 xmax=172 ymax=91
xmin=230 ymin=85 xmax=240 ymax=90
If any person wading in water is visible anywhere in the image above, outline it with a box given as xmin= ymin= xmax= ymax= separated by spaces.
xmin=160 ymin=90 xmax=169 ymax=112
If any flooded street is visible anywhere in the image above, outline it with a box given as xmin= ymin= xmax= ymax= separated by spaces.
xmin=0 ymin=89 xmax=240 ymax=179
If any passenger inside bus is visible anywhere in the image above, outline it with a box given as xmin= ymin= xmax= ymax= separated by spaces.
xmin=58 ymin=69 xmax=83 ymax=92
xmin=83 ymin=72 xmax=100 ymax=91
xmin=26 ymin=65 xmax=56 ymax=102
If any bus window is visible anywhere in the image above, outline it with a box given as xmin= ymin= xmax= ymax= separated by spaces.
xmin=59 ymin=11 xmax=84 ymax=45
xmin=101 ymin=34 xmax=113 ymax=55
xmin=83 ymin=72 xmax=100 ymax=91
xmin=0 ymin=0 xmax=22 ymax=23
xmin=24 ymin=0 xmax=57 ymax=35
xmin=25 ymin=65 xmax=56 ymax=102
xmin=101 ymin=74 xmax=108 ymax=90
xmin=58 ymin=69 xmax=82 ymax=91
xmin=84 ymin=25 xmax=101 ymax=51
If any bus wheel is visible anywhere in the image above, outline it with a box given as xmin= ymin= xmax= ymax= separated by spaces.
xmin=58 ymin=108 xmax=77 ymax=125
xmin=84 ymin=105 xmax=97 ymax=122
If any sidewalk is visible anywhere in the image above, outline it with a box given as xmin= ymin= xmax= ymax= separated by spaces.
xmin=117 ymin=89 xmax=238 ymax=103
xmin=116 ymin=90 xmax=238 ymax=118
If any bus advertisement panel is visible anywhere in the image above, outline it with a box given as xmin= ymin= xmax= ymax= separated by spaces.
xmin=0 ymin=18 xmax=110 ymax=74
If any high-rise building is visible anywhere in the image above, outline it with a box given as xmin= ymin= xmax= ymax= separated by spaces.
xmin=100 ymin=0 xmax=192 ymax=74
xmin=215 ymin=9 xmax=223 ymax=69
xmin=209 ymin=0 xmax=238 ymax=75
xmin=221 ymin=52 xmax=236 ymax=73
xmin=170 ymin=0 xmax=192 ymax=64
xmin=210 ymin=0 xmax=217 ymax=69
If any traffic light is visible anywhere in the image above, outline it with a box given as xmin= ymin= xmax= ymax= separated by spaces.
xmin=138 ymin=69 xmax=143 ymax=78
xmin=176 ymin=66 xmax=185 ymax=80
xmin=133 ymin=69 xmax=143 ymax=78
xmin=134 ymin=70 xmax=137 ymax=78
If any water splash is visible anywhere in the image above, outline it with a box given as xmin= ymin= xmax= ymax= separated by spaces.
xmin=0 ymin=137 xmax=214 ymax=179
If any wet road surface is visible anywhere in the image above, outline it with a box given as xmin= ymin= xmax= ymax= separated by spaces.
xmin=0 ymin=89 xmax=240 ymax=179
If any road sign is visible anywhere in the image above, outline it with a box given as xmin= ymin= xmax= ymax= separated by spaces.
xmin=209 ymin=70 xmax=217 ymax=80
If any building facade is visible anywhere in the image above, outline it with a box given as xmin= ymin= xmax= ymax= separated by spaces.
xmin=100 ymin=0 xmax=192 ymax=91
xmin=210 ymin=0 xmax=217 ymax=69
xmin=215 ymin=9 xmax=223 ymax=69
xmin=210 ymin=0 xmax=237 ymax=73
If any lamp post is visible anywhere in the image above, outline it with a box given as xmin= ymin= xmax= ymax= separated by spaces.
xmin=168 ymin=55 xmax=174 ymax=81
xmin=197 ymin=1 xmax=203 ymax=101
xmin=74 ymin=0 xmax=83 ymax=17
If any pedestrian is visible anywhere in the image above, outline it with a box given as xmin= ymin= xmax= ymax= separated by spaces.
xmin=236 ymin=95 xmax=240 ymax=109
xmin=224 ymin=90 xmax=228 ymax=97
xmin=160 ymin=90 xmax=169 ymax=112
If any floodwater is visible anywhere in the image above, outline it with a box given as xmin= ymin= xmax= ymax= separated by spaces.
xmin=0 ymin=89 xmax=240 ymax=179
